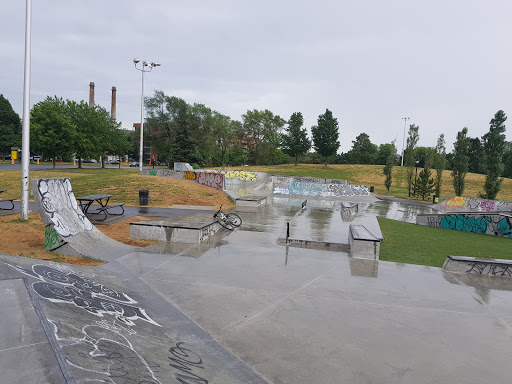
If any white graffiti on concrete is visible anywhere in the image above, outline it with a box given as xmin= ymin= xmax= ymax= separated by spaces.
xmin=37 ymin=178 xmax=93 ymax=237
xmin=273 ymin=181 xmax=369 ymax=197
xmin=9 ymin=264 xmax=160 ymax=327
xmin=196 ymin=172 xmax=224 ymax=190
xmin=49 ymin=320 xmax=162 ymax=384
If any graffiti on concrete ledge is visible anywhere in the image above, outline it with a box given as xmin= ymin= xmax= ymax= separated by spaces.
xmin=422 ymin=213 xmax=512 ymax=238
xmin=9 ymin=264 xmax=160 ymax=326
xmin=273 ymin=181 xmax=369 ymax=197
xmin=184 ymin=171 xmax=196 ymax=180
xmin=38 ymin=178 xmax=93 ymax=237
xmin=196 ymin=172 xmax=224 ymax=190
xmin=219 ymin=170 xmax=257 ymax=181
xmin=465 ymin=262 xmax=512 ymax=277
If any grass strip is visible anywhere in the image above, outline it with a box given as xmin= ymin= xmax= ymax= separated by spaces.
xmin=378 ymin=217 xmax=512 ymax=267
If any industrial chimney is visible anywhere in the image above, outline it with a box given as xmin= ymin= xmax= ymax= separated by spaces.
xmin=111 ymin=86 xmax=117 ymax=121
xmin=89 ymin=82 xmax=95 ymax=108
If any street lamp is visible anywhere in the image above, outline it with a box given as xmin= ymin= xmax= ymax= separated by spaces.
xmin=401 ymin=117 xmax=410 ymax=167
xmin=133 ymin=58 xmax=160 ymax=173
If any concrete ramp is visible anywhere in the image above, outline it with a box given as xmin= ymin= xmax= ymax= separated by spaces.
xmin=32 ymin=178 xmax=133 ymax=260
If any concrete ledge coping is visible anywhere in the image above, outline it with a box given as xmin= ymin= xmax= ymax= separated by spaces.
xmin=130 ymin=220 xmax=217 ymax=231
xmin=236 ymin=196 xmax=267 ymax=202
xmin=443 ymin=255 xmax=512 ymax=277
xmin=349 ymin=225 xmax=380 ymax=242
xmin=446 ymin=255 xmax=512 ymax=267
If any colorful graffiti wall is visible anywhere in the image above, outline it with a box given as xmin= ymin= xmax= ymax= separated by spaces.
xmin=417 ymin=213 xmax=512 ymax=238
xmin=437 ymin=196 xmax=512 ymax=213
xmin=273 ymin=180 xmax=369 ymax=197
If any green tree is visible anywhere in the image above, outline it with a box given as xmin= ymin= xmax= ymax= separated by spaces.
xmin=30 ymin=97 xmax=76 ymax=169
xmin=413 ymin=167 xmax=436 ymax=200
xmin=281 ymin=112 xmax=311 ymax=165
xmin=503 ymin=142 xmax=512 ymax=178
xmin=0 ymin=94 xmax=22 ymax=159
xmin=383 ymin=140 xmax=396 ymax=192
xmin=404 ymin=124 xmax=420 ymax=196
xmin=433 ymin=134 xmax=446 ymax=196
xmin=481 ymin=110 xmax=507 ymax=199
xmin=376 ymin=143 xmax=396 ymax=165
xmin=468 ymin=137 xmax=484 ymax=174
xmin=346 ymin=133 xmax=378 ymax=164
xmin=311 ymin=109 xmax=340 ymax=167
xmin=451 ymin=127 xmax=471 ymax=196
xmin=242 ymin=109 xmax=285 ymax=165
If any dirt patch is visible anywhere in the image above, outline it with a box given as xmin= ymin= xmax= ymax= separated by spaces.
xmin=0 ymin=213 xmax=160 ymax=266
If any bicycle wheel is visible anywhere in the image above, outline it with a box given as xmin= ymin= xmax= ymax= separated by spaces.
xmin=226 ymin=213 xmax=242 ymax=227
xmin=218 ymin=218 xmax=234 ymax=230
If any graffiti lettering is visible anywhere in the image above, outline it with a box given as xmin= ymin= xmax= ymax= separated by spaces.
xmin=445 ymin=196 xmax=466 ymax=207
xmin=419 ymin=213 xmax=512 ymax=238
xmin=9 ymin=264 xmax=160 ymax=326
xmin=219 ymin=170 xmax=256 ymax=181
xmin=441 ymin=214 xmax=490 ymax=234
xmin=37 ymin=178 xmax=93 ymax=237
xmin=273 ymin=181 xmax=369 ymax=197
xmin=150 ymin=170 xmax=157 ymax=176
xmin=466 ymin=262 xmax=512 ymax=277
xmin=44 ymin=226 xmax=59 ymax=250
xmin=196 ymin=172 xmax=224 ymax=191
xmin=51 ymin=321 xmax=162 ymax=384
xmin=168 ymin=342 xmax=209 ymax=384
xmin=184 ymin=172 xmax=196 ymax=180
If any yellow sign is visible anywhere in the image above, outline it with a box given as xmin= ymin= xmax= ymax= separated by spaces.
xmin=11 ymin=150 xmax=17 ymax=160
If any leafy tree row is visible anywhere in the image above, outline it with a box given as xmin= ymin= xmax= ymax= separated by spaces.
xmin=30 ymin=96 xmax=133 ymax=168
xmin=144 ymin=90 xmax=341 ymax=168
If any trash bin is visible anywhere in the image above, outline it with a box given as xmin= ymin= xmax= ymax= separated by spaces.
xmin=139 ymin=189 xmax=149 ymax=206
xmin=433 ymin=195 xmax=439 ymax=204
xmin=370 ymin=186 xmax=375 ymax=193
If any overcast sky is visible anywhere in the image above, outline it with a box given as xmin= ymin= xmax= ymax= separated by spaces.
xmin=2 ymin=1 xmax=512 ymax=153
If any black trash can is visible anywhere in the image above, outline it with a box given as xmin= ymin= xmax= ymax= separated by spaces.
xmin=433 ymin=195 xmax=440 ymax=204
xmin=369 ymin=186 xmax=375 ymax=193
xmin=139 ymin=189 xmax=149 ymax=206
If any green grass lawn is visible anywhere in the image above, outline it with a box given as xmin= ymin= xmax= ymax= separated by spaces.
xmin=378 ymin=217 xmax=512 ymax=267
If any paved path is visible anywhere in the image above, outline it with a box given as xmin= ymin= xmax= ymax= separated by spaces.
xmin=1 ymin=197 xmax=512 ymax=383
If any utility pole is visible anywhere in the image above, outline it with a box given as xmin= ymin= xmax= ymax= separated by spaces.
xmin=401 ymin=117 xmax=410 ymax=167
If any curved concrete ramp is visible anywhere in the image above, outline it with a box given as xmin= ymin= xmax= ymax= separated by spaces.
xmin=32 ymin=178 xmax=133 ymax=260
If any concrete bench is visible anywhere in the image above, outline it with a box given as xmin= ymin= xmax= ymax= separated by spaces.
xmin=236 ymin=196 xmax=267 ymax=212
xmin=443 ymin=255 xmax=512 ymax=277
xmin=349 ymin=224 xmax=381 ymax=260
xmin=0 ymin=199 xmax=15 ymax=210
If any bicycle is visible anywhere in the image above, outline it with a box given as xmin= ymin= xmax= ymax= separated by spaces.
xmin=213 ymin=204 xmax=242 ymax=230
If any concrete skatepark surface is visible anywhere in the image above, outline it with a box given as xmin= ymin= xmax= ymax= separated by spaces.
xmin=2 ymin=184 xmax=512 ymax=383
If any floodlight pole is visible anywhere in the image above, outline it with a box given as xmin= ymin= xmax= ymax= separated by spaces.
xmin=133 ymin=59 xmax=160 ymax=173
xmin=20 ymin=0 xmax=32 ymax=220
xmin=401 ymin=117 xmax=410 ymax=167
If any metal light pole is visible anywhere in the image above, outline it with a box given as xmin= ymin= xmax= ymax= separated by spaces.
xmin=20 ymin=0 xmax=32 ymax=220
xmin=133 ymin=58 xmax=160 ymax=173
xmin=401 ymin=117 xmax=410 ymax=167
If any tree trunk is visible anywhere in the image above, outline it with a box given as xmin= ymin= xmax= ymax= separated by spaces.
xmin=53 ymin=158 xmax=56 ymax=169
xmin=78 ymin=158 xmax=82 ymax=168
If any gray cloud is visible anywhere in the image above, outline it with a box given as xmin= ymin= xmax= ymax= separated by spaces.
xmin=1 ymin=0 xmax=511 ymax=153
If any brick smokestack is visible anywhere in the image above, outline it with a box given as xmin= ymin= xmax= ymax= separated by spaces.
xmin=111 ymin=86 xmax=117 ymax=120
xmin=89 ymin=82 xmax=95 ymax=108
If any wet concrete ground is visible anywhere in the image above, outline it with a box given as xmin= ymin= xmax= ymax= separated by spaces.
xmin=1 ymin=196 xmax=512 ymax=383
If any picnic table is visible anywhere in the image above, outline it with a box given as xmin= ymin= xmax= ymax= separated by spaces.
xmin=0 ymin=190 xmax=14 ymax=210
xmin=75 ymin=194 xmax=124 ymax=221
